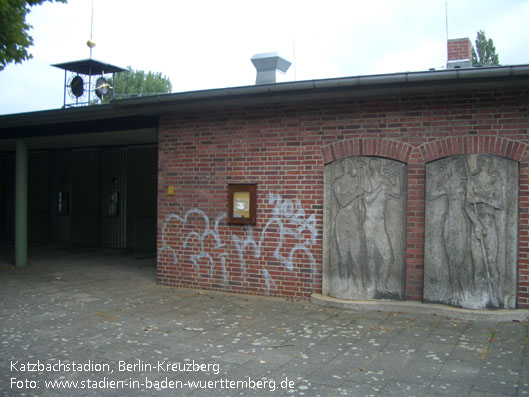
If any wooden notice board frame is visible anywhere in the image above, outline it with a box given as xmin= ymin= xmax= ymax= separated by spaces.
xmin=227 ymin=184 xmax=257 ymax=225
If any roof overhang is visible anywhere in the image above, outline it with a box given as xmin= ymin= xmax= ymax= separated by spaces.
xmin=1 ymin=65 xmax=529 ymax=151
xmin=52 ymin=59 xmax=127 ymax=75
xmin=111 ymin=64 xmax=529 ymax=113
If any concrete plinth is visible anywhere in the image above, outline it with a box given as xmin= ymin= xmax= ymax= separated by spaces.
xmin=311 ymin=293 xmax=529 ymax=322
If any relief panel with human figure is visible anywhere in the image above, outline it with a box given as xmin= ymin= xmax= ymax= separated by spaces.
xmin=424 ymin=155 xmax=518 ymax=309
xmin=323 ymin=157 xmax=407 ymax=300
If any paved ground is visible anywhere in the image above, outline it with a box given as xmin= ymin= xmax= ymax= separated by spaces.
xmin=1 ymin=247 xmax=528 ymax=396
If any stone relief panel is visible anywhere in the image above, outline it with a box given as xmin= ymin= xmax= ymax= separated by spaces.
xmin=323 ymin=157 xmax=407 ymax=300
xmin=424 ymin=155 xmax=518 ymax=309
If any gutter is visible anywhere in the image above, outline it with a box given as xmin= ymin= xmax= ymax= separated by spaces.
xmin=112 ymin=64 xmax=529 ymax=114
xmin=2 ymin=64 xmax=529 ymax=128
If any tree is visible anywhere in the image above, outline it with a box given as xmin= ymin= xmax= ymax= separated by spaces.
xmin=0 ymin=0 xmax=66 ymax=71
xmin=472 ymin=30 xmax=499 ymax=66
xmin=101 ymin=67 xmax=172 ymax=103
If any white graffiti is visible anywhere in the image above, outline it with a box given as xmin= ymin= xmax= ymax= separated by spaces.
xmin=161 ymin=209 xmax=227 ymax=280
xmin=160 ymin=193 xmax=317 ymax=295
xmin=232 ymin=194 xmax=317 ymax=285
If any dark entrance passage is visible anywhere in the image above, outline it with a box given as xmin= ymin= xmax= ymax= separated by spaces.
xmin=127 ymin=146 xmax=158 ymax=257
xmin=0 ymin=145 xmax=157 ymax=258
xmin=71 ymin=149 xmax=101 ymax=247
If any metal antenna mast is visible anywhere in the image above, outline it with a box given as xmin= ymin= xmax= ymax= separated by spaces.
xmin=88 ymin=0 xmax=95 ymax=59
xmin=445 ymin=1 xmax=449 ymax=43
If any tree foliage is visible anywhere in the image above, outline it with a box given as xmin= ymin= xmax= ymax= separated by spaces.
xmin=472 ymin=30 xmax=499 ymax=66
xmin=0 ymin=0 xmax=66 ymax=71
xmin=102 ymin=67 xmax=172 ymax=103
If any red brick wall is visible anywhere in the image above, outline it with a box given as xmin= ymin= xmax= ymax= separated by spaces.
xmin=448 ymin=38 xmax=472 ymax=61
xmin=157 ymin=88 xmax=529 ymax=308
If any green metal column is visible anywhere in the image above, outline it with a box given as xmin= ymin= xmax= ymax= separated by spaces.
xmin=15 ymin=140 xmax=28 ymax=267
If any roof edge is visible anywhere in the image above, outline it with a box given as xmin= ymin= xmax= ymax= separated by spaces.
xmin=2 ymin=64 xmax=529 ymax=127
xmin=113 ymin=64 xmax=529 ymax=112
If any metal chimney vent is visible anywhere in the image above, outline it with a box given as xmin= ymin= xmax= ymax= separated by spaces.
xmin=251 ymin=52 xmax=291 ymax=85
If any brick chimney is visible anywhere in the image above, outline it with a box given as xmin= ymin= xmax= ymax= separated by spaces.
xmin=447 ymin=38 xmax=473 ymax=69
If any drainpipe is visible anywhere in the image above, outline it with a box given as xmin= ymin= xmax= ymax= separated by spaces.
xmin=15 ymin=140 xmax=28 ymax=267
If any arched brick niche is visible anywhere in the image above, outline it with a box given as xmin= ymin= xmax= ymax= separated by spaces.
xmin=321 ymin=138 xmax=422 ymax=301
xmin=321 ymin=138 xmax=413 ymax=165
xmin=418 ymin=136 xmax=527 ymax=163
xmin=419 ymin=136 xmax=529 ymax=309
xmin=321 ymin=136 xmax=529 ymax=308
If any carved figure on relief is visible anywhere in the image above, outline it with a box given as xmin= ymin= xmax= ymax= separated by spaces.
xmin=425 ymin=154 xmax=514 ymax=309
xmin=333 ymin=159 xmax=367 ymax=289
xmin=427 ymin=157 xmax=471 ymax=306
xmin=465 ymin=155 xmax=503 ymax=307
xmin=329 ymin=156 xmax=405 ymax=300
xmin=362 ymin=158 xmax=401 ymax=295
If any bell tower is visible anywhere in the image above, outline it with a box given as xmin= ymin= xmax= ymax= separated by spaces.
xmin=52 ymin=58 xmax=126 ymax=107
xmin=51 ymin=0 xmax=126 ymax=107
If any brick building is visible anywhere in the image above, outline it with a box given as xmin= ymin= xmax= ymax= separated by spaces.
xmin=1 ymin=39 xmax=529 ymax=308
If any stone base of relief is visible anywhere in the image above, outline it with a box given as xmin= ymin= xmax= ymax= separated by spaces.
xmin=323 ymin=157 xmax=407 ymax=300
xmin=424 ymin=155 xmax=518 ymax=309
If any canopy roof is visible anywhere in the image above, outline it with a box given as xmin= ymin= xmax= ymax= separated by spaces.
xmin=52 ymin=59 xmax=127 ymax=75
xmin=2 ymin=63 xmax=529 ymax=151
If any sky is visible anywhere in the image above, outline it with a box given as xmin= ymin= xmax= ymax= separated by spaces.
xmin=1 ymin=0 xmax=529 ymax=115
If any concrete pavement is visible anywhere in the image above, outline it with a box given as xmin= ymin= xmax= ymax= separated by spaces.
xmin=1 ymin=247 xmax=528 ymax=396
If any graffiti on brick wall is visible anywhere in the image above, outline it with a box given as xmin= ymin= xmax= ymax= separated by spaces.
xmin=232 ymin=193 xmax=317 ymax=293
xmin=161 ymin=209 xmax=228 ymax=284
xmin=160 ymin=193 xmax=317 ymax=295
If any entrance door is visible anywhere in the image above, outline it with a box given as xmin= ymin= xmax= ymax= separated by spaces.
xmin=71 ymin=149 xmax=101 ymax=247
